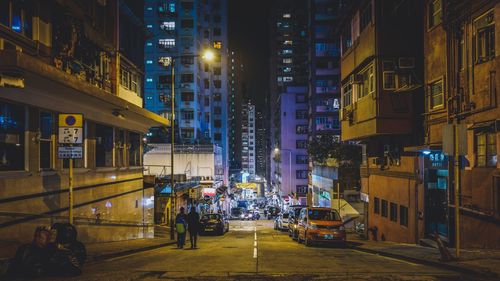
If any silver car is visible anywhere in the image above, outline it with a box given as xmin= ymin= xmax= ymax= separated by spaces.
xmin=274 ymin=212 xmax=290 ymax=231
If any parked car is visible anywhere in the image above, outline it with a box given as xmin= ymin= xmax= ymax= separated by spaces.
xmin=230 ymin=207 xmax=244 ymax=220
xmin=274 ymin=212 xmax=290 ymax=231
xmin=296 ymin=207 xmax=346 ymax=246
xmin=266 ymin=206 xmax=280 ymax=219
xmin=242 ymin=210 xmax=256 ymax=220
xmin=288 ymin=205 xmax=307 ymax=240
xmin=200 ymin=214 xmax=229 ymax=235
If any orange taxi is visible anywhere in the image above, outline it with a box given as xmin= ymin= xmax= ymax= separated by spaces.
xmin=296 ymin=207 xmax=346 ymax=246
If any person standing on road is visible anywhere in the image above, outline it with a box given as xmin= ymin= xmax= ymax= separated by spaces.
xmin=187 ymin=207 xmax=200 ymax=249
xmin=175 ymin=207 xmax=187 ymax=249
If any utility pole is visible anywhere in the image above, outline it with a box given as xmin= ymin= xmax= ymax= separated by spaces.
xmin=454 ymin=122 xmax=460 ymax=258
xmin=170 ymin=60 xmax=175 ymax=240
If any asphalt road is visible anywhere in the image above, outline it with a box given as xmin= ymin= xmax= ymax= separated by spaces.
xmin=46 ymin=220 xmax=474 ymax=281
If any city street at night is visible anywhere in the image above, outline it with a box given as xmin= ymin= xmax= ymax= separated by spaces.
xmin=42 ymin=220 xmax=468 ymax=281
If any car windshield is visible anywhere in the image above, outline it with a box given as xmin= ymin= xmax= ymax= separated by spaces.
xmin=308 ymin=209 xmax=341 ymax=221
xmin=202 ymin=214 xmax=221 ymax=220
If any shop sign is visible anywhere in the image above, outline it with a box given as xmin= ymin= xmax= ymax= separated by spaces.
xmin=202 ymin=188 xmax=216 ymax=197
xmin=426 ymin=151 xmax=448 ymax=169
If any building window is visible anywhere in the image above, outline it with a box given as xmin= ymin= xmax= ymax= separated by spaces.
xmin=476 ymin=132 xmax=497 ymax=167
xmin=160 ymin=21 xmax=175 ymax=31
xmin=214 ymin=133 xmax=222 ymax=141
xmin=383 ymin=71 xmax=396 ymax=90
xmin=390 ymin=202 xmax=398 ymax=222
xmin=204 ymin=97 xmax=209 ymax=106
xmin=214 ymin=107 xmax=222 ymax=115
xmin=296 ymin=185 xmax=307 ymax=194
xmin=213 ymin=41 xmax=222 ymax=49
xmin=475 ymin=11 xmax=495 ymax=63
xmin=295 ymin=110 xmax=308 ymax=120
xmin=181 ymin=128 xmax=194 ymax=139
xmin=296 ymin=140 xmax=307 ymax=149
xmin=181 ymin=92 xmax=194 ymax=102
xmin=296 ymin=155 xmax=308 ymax=164
xmin=342 ymin=84 xmax=352 ymax=107
xmin=342 ymin=24 xmax=352 ymax=52
xmin=181 ymin=56 xmax=194 ymax=65
xmin=129 ymin=132 xmax=141 ymax=166
xmin=428 ymin=0 xmax=442 ymax=28
xmin=296 ymin=125 xmax=308 ymax=134
xmin=374 ymin=197 xmax=380 ymax=214
xmin=359 ymin=65 xmax=374 ymax=99
xmin=213 ymin=28 xmax=221 ymax=36
xmin=400 ymin=205 xmax=408 ymax=226
xmin=182 ymin=110 xmax=194 ymax=120
xmin=181 ymin=19 xmax=194 ymax=28
xmin=181 ymin=73 xmax=194 ymax=83
xmin=283 ymin=58 xmax=292 ymax=64
xmin=214 ymin=119 xmax=222 ymax=128
xmin=0 ymin=101 xmax=24 ymax=171
xmin=429 ymin=79 xmax=444 ymax=109
xmin=181 ymin=1 xmax=193 ymax=10
xmin=0 ymin=0 xmax=33 ymax=37
xmin=95 ymin=124 xmax=114 ymax=167
xmin=360 ymin=2 xmax=372 ymax=31
xmin=381 ymin=199 xmax=388 ymax=218
xmin=296 ymin=170 xmax=308 ymax=179
xmin=283 ymin=76 xmax=293 ymax=82
xmin=213 ymin=93 xmax=222 ymax=102
xmin=39 ymin=112 xmax=53 ymax=170
xmin=214 ymin=15 xmax=221 ymax=23
xmin=214 ymin=80 xmax=222 ymax=88
xmin=159 ymin=38 xmax=175 ymax=48
xmin=116 ymin=129 xmax=125 ymax=167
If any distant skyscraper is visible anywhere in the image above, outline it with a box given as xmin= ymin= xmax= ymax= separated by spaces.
xmin=255 ymin=109 xmax=268 ymax=179
xmin=144 ymin=0 xmax=229 ymax=183
xmin=241 ymin=102 xmax=256 ymax=177
xmin=269 ymin=0 xmax=309 ymax=201
xmin=228 ymin=50 xmax=243 ymax=176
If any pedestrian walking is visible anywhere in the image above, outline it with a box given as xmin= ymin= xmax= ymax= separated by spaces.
xmin=187 ymin=207 xmax=200 ymax=249
xmin=175 ymin=207 xmax=187 ymax=249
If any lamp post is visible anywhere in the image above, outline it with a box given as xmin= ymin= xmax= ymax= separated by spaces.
xmin=159 ymin=50 xmax=215 ymax=240
xmin=274 ymin=147 xmax=292 ymax=208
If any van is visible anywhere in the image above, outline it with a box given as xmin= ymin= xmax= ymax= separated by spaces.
xmin=296 ymin=207 xmax=346 ymax=246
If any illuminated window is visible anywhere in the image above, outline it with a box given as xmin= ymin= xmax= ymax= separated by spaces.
xmin=429 ymin=79 xmax=443 ymax=109
xmin=158 ymin=38 xmax=175 ymax=48
xmin=146 ymin=24 xmax=153 ymax=28
xmin=146 ymin=78 xmax=153 ymax=82
xmin=283 ymin=77 xmax=293 ymax=82
xmin=146 ymin=42 xmax=153 ymax=46
xmin=283 ymin=67 xmax=292 ymax=73
xmin=283 ymin=13 xmax=291 ymax=18
xmin=213 ymin=41 xmax=222 ymax=49
xmin=146 ymin=60 xmax=153 ymax=64
xmin=160 ymin=21 xmax=175 ymax=30
xmin=283 ymin=49 xmax=292 ymax=54
xmin=283 ymin=40 xmax=293 ymax=45
xmin=283 ymin=58 xmax=292 ymax=64
xmin=476 ymin=132 xmax=497 ymax=167
xmin=342 ymin=84 xmax=352 ymax=107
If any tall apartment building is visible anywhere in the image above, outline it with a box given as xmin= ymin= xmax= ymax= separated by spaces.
xmin=420 ymin=0 xmax=500 ymax=248
xmin=0 ymin=0 xmax=167 ymax=243
xmin=338 ymin=0 xmax=424 ymax=244
xmin=270 ymin=0 xmax=310 ymax=201
xmin=144 ymin=0 xmax=229 ymax=183
xmin=241 ymin=102 xmax=256 ymax=178
xmin=228 ymin=50 xmax=243 ymax=176
xmin=256 ymin=109 xmax=269 ymax=179
xmin=308 ymin=0 xmax=341 ymax=139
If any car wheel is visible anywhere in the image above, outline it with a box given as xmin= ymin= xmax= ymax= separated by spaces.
xmin=305 ymin=233 xmax=312 ymax=247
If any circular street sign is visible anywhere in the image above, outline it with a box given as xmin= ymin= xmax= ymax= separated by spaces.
xmin=65 ymin=116 xmax=76 ymax=126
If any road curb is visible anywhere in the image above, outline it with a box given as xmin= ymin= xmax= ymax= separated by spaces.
xmin=350 ymin=245 xmax=498 ymax=279
xmin=87 ymin=241 xmax=177 ymax=263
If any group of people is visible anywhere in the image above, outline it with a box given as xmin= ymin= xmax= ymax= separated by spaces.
xmin=175 ymin=207 xmax=201 ymax=249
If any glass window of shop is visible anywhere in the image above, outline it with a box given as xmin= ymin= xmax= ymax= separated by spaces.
xmin=0 ymin=101 xmax=25 ymax=171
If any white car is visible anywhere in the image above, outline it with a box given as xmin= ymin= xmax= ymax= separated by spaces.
xmin=274 ymin=212 xmax=290 ymax=231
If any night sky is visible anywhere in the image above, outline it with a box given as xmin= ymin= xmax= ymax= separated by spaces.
xmin=228 ymin=0 xmax=270 ymax=113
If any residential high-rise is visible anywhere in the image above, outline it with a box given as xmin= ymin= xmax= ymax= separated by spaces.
xmin=308 ymin=0 xmax=341 ymax=140
xmin=241 ymin=102 xmax=256 ymax=178
xmin=144 ymin=0 xmax=229 ymax=183
xmin=228 ymin=50 xmax=243 ymax=176
xmin=256 ymin=109 xmax=269 ymax=179
xmin=270 ymin=0 xmax=310 ymax=202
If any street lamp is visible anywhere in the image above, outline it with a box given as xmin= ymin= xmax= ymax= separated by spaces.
xmin=159 ymin=49 xmax=215 ymax=240
xmin=274 ymin=147 xmax=292 ymax=209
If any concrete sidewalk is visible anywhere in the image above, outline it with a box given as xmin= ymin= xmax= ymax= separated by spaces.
xmin=348 ymin=234 xmax=500 ymax=279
